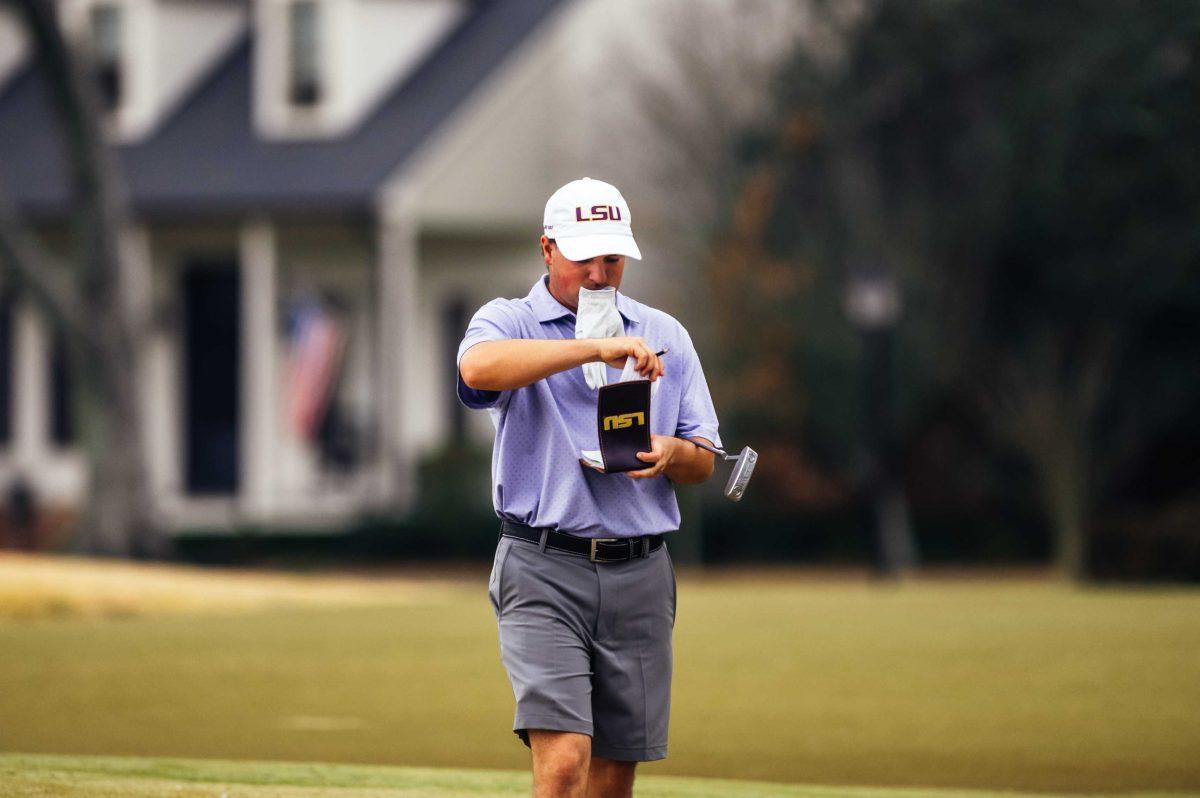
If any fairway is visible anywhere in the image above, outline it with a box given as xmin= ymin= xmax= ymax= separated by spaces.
xmin=1 ymin=556 xmax=1198 ymax=794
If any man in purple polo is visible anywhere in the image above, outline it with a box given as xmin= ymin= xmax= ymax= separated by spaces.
xmin=457 ymin=177 xmax=721 ymax=798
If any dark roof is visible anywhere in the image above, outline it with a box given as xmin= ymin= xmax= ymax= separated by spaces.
xmin=0 ymin=0 xmax=567 ymax=217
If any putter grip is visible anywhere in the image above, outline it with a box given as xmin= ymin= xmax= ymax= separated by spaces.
xmin=597 ymin=379 xmax=652 ymax=473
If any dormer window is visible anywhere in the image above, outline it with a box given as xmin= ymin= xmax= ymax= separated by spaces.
xmin=288 ymin=0 xmax=321 ymax=107
xmin=88 ymin=2 xmax=123 ymax=112
xmin=255 ymin=0 xmax=465 ymax=140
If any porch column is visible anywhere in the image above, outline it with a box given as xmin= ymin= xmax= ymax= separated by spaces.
xmin=377 ymin=200 xmax=419 ymax=512
xmin=138 ymin=251 xmax=180 ymax=501
xmin=118 ymin=224 xmax=172 ymax=500
xmin=239 ymin=219 xmax=279 ymax=518
xmin=12 ymin=301 xmax=48 ymax=473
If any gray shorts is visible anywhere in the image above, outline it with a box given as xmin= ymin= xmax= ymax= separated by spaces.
xmin=487 ymin=532 xmax=677 ymax=762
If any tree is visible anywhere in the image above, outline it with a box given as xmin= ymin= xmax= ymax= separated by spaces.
xmin=720 ymin=0 xmax=1200 ymax=576
xmin=596 ymin=0 xmax=809 ymax=254
xmin=0 ymin=0 xmax=160 ymax=557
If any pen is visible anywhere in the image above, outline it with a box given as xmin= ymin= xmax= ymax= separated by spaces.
xmin=655 ymin=348 xmax=669 ymax=357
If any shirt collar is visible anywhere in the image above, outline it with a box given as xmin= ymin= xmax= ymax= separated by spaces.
xmin=527 ymin=275 xmax=641 ymax=325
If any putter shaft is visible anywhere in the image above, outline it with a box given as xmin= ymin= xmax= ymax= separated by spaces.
xmin=682 ymin=438 xmax=736 ymax=461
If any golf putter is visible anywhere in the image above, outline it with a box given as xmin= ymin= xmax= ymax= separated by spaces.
xmin=679 ymin=438 xmax=758 ymax=501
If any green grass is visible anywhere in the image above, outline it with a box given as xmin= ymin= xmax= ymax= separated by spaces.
xmin=0 ymin=753 xmax=1193 ymax=798
xmin=1 ymin=562 xmax=1198 ymax=794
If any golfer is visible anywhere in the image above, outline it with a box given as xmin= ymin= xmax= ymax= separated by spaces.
xmin=456 ymin=177 xmax=721 ymax=798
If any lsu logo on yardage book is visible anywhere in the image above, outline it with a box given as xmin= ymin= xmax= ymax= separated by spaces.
xmin=603 ymin=411 xmax=645 ymax=431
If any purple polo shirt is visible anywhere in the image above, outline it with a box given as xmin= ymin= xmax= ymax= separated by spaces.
xmin=456 ymin=275 xmax=722 ymax=538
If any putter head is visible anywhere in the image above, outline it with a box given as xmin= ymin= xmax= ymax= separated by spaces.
xmin=723 ymin=446 xmax=757 ymax=501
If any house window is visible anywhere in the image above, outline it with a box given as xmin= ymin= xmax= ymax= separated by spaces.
xmin=288 ymin=0 xmax=321 ymax=107
xmin=89 ymin=2 xmax=123 ymax=112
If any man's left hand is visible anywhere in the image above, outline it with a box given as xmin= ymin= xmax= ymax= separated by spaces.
xmin=626 ymin=435 xmax=680 ymax=480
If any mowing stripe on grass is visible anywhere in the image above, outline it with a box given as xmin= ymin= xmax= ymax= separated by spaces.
xmin=3 ymin=754 xmax=1194 ymax=798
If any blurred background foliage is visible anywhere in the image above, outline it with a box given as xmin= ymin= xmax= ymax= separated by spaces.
xmin=706 ymin=0 xmax=1200 ymax=579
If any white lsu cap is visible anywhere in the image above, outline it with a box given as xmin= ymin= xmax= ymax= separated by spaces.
xmin=543 ymin=177 xmax=642 ymax=262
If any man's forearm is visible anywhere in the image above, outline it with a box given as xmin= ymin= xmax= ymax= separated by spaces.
xmin=664 ymin=437 xmax=716 ymax=484
xmin=460 ymin=339 xmax=600 ymax=391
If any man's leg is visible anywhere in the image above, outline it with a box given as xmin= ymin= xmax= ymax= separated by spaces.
xmin=528 ymin=730 xmax=590 ymax=798
xmin=590 ymin=546 xmax=676 ymax=767
xmin=586 ymin=757 xmax=637 ymax=798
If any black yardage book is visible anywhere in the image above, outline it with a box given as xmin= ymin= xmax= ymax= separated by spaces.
xmin=596 ymin=379 xmax=652 ymax=473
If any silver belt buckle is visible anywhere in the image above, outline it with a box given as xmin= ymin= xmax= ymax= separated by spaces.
xmin=589 ymin=538 xmax=620 ymax=563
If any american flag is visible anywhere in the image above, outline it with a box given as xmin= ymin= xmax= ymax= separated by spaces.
xmin=285 ymin=296 xmax=346 ymax=440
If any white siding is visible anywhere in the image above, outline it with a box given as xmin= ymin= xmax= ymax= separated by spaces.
xmin=0 ymin=6 xmax=30 ymax=91
xmin=254 ymin=0 xmax=464 ymax=140
xmin=57 ymin=0 xmax=247 ymax=142
xmin=348 ymin=0 xmax=465 ymax=128
xmin=153 ymin=0 xmax=246 ymax=134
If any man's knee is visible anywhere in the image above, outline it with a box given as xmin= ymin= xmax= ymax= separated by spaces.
xmin=529 ymin=730 xmax=590 ymax=796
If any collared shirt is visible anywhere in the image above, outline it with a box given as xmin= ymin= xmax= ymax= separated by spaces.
xmin=456 ymin=274 xmax=722 ymax=538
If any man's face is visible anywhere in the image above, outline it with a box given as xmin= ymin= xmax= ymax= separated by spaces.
xmin=541 ymin=235 xmax=625 ymax=312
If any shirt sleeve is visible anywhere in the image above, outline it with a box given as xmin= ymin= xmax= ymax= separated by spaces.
xmin=674 ymin=327 xmax=723 ymax=448
xmin=456 ymin=299 xmax=523 ymax=410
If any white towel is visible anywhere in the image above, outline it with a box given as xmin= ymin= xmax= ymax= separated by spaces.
xmin=575 ymin=285 xmax=623 ymax=389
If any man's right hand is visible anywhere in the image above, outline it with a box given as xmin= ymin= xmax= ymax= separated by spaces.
xmin=594 ymin=337 xmax=664 ymax=381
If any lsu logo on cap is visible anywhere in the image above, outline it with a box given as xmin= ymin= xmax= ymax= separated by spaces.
xmin=575 ymin=205 xmax=623 ymax=222
xmin=603 ymin=411 xmax=645 ymax=431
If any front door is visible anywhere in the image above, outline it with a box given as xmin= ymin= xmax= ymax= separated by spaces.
xmin=182 ymin=260 xmax=240 ymax=494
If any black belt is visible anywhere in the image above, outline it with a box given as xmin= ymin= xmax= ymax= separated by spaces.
xmin=500 ymin=520 xmax=664 ymax=563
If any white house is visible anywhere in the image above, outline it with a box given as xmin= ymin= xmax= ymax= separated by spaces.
xmin=0 ymin=0 xmax=703 ymax=538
